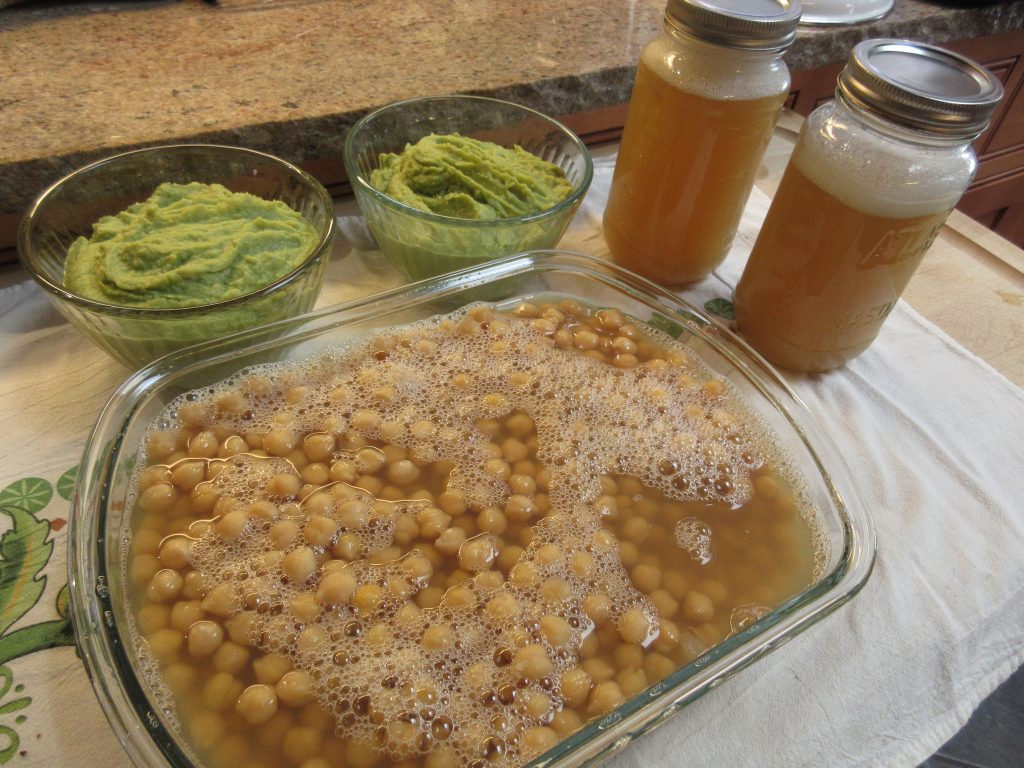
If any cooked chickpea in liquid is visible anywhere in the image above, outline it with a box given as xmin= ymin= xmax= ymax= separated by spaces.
xmin=128 ymin=301 xmax=823 ymax=768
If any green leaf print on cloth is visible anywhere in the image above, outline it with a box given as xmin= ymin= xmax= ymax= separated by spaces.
xmin=56 ymin=466 xmax=78 ymax=501
xmin=0 ymin=505 xmax=53 ymax=639
xmin=0 ymin=485 xmax=75 ymax=664
xmin=704 ymin=297 xmax=735 ymax=321
xmin=0 ymin=479 xmax=52 ymax=517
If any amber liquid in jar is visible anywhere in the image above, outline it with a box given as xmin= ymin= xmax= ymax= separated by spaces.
xmin=603 ymin=39 xmax=788 ymax=286
xmin=734 ymin=98 xmax=972 ymax=373
xmin=735 ymin=165 xmax=949 ymax=372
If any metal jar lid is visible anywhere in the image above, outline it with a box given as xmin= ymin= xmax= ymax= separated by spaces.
xmin=837 ymin=39 xmax=1004 ymax=138
xmin=665 ymin=0 xmax=802 ymax=52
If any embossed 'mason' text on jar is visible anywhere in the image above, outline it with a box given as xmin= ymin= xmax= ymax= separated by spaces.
xmin=603 ymin=0 xmax=801 ymax=287
xmin=734 ymin=39 xmax=1004 ymax=373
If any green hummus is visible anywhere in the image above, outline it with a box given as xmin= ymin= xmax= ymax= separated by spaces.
xmin=370 ymin=133 xmax=574 ymax=219
xmin=64 ymin=181 xmax=319 ymax=309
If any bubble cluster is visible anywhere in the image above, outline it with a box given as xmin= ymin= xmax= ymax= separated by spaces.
xmin=126 ymin=300 xmax=825 ymax=768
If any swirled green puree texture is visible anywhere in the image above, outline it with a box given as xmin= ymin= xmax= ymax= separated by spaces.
xmin=370 ymin=133 xmax=574 ymax=219
xmin=63 ymin=182 xmax=319 ymax=308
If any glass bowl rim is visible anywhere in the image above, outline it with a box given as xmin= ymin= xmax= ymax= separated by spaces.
xmin=342 ymin=94 xmax=595 ymax=228
xmin=16 ymin=143 xmax=337 ymax=318
xmin=69 ymin=249 xmax=876 ymax=768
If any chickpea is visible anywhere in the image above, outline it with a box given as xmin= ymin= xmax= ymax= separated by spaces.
xmin=329 ymin=459 xmax=358 ymax=484
xmin=317 ymin=571 xmax=357 ymax=605
xmin=511 ymin=561 xmax=540 ymax=587
xmin=162 ymin=662 xmax=196 ymax=694
xmin=159 ymin=537 xmax=192 ymax=570
xmin=511 ymin=644 xmax=553 ymax=680
xmin=560 ymin=666 xmax=592 ymax=708
xmin=387 ymin=459 xmax=420 ymax=485
xmin=617 ymin=666 xmax=648 ymax=697
xmin=282 ymin=546 xmax=317 ymax=584
xmin=683 ymin=591 xmax=715 ymax=623
xmin=643 ymin=652 xmax=677 ymax=683
xmin=352 ymin=583 xmax=382 ymax=613
xmin=203 ymin=672 xmax=243 ymax=711
xmin=508 ymin=473 xmax=536 ymax=496
xmin=189 ymin=622 xmax=227 ymax=659
xmin=269 ymin=519 xmax=300 ymax=549
xmin=522 ymin=726 xmax=559 ymax=755
xmin=213 ymin=641 xmax=250 ymax=674
xmin=303 ymin=515 xmax=338 ymax=548
xmin=139 ymin=482 xmax=178 ymax=514
xmin=437 ymin=491 xmax=467 ymax=516
xmin=284 ymin=726 xmax=323 ymax=764
xmin=215 ymin=509 xmax=248 ymax=543
xmin=276 ymin=670 xmax=315 ymax=707
xmin=236 ymin=683 xmax=279 ymax=725
xmin=631 ymin=563 xmax=661 ymax=594
xmin=619 ymin=608 xmax=651 ymax=644
xmin=541 ymin=577 xmax=571 ymax=605
xmin=416 ymin=586 xmax=445 ymax=609
xmin=551 ymin=708 xmax=584 ymax=735
xmin=581 ymin=657 xmax=615 ymax=683
xmin=421 ymin=625 xmax=455 ymax=651
xmin=539 ymin=615 xmax=572 ymax=647
xmin=505 ymin=495 xmax=536 ymax=522
xmin=189 ymin=710 xmax=226 ymax=752
xmin=587 ymin=681 xmax=626 ymax=715
xmin=485 ymin=592 xmax=519 ymax=623
xmin=220 ymin=615 xmax=255 ymax=652
xmin=201 ymin=583 xmax=238 ymax=617
xmin=444 ymin=586 xmax=474 ymax=608
xmin=435 ymin=527 xmax=466 ymax=557
xmin=290 ymin=593 xmax=321 ymax=623
xmin=333 ymin=533 xmax=363 ymax=561
xmin=147 ymin=569 xmax=184 ymax=603
xmin=650 ymin=589 xmax=680 ymax=617
xmin=266 ymin=472 xmax=302 ymax=499
xmin=131 ymin=554 xmax=161 ymax=587
xmin=458 ymin=537 xmax=496 ymax=572
xmin=181 ymin=571 xmax=206 ymax=600
xmin=253 ymin=652 xmax=292 ymax=685
xmin=477 ymin=506 xmax=507 ymax=535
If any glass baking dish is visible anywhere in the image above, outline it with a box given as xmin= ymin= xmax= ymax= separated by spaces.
xmin=69 ymin=250 xmax=875 ymax=768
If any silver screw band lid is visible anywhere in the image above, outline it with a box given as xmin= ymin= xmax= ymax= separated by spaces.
xmin=665 ymin=0 xmax=802 ymax=52
xmin=837 ymin=39 xmax=1004 ymax=138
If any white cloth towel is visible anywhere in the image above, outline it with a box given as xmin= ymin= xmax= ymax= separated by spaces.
xmin=0 ymin=149 xmax=1022 ymax=768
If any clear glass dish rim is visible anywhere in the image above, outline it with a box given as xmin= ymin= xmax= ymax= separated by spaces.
xmin=342 ymin=94 xmax=595 ymax=228
xmin=69 ymin=249 xmax=876 ymax=768
xmin=17 ymin=143 xmax=337 ymax=318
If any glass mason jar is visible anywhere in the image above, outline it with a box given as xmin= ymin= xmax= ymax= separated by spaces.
xmin=603 ymin=0 xmax=801 ymax=286
xmin=734 ymin=39 xmax=1004 ymax=373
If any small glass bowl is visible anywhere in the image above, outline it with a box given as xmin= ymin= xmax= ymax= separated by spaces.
xmin=343 ymin=95 xmax=593 ymax=282
xmin=70 ymin=251 xmax=874 ymax=768
xmin=17 ymin=144 xmax=336 ymax=369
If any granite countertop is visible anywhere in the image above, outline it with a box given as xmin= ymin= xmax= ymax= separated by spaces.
xmin=2 ymin=0 xmax=1023 ymax=249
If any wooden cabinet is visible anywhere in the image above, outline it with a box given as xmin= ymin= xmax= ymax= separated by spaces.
xmin=788 ymin=30 xmax=1024 ymax=248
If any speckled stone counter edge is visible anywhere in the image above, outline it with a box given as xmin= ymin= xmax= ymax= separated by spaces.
xmin=3 ymin=1 xmax=1024 ymax=225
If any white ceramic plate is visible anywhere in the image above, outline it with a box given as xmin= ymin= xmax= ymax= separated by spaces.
xmin=799 ymin=0 xmax=893 ymax=25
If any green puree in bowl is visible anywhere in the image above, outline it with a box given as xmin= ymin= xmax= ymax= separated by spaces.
xmin=370 ymin=133 xmax=574 ymax=219
xmin=63 ymin=181 xmax=319 ymax=308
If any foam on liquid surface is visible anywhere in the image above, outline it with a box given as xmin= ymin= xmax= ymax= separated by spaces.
xmin=128 ymin=303 xmax=825 ymax=768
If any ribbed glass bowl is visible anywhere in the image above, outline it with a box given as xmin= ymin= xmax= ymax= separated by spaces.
xmin=18 ymin=144 xmax=336 ymax=369
xmin=70 ymin=251 xmax=874 ymax=768
xmin=343 ymin=95 xmax=593 ymax=282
